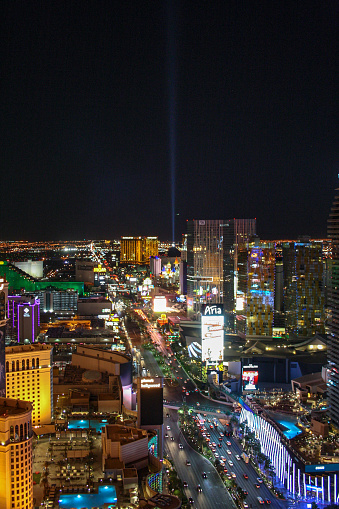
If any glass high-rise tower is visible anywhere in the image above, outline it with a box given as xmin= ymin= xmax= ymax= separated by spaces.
xmin=328 ymin=189 xmax=339 ymax=426
xmin=186 ymin=219 xmax=256 ymax=322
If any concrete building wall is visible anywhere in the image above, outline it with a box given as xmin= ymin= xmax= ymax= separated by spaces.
xmin=77 ymin=300 xmax=112 ymax=316
xmin=120 ymin=437 xmax=148 ymax=464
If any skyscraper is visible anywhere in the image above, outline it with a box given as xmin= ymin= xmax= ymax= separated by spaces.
xmin=0 ymin=397 xmax=33 ymax=509
xmin=5 ymin=344 xmax=53 ymax=425
xmin=186 ymin=219 xmax=256 ymax=321
xmin=120 ymin=237 xmax=159 ymax=265
xmin=7 ymin=295 xmax=40 ymax=343
xmin=237 ymin=239 xmax=275 ymax=336
xmin=283 ymin=242 xmax=324 ymax=336
xmin=328 ymin=189 xmax=339 ymax=426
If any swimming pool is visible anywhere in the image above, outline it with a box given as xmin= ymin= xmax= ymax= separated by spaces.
xmin=68 ymin=419 xmax=108 ymax=433
xmin=58 ymin=485 xmax=117 ymax=508
xmin=276 ymin=419 xmax=302 ymax=439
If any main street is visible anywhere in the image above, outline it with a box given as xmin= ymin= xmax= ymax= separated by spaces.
xmin=164 ymin=407 xmax=235 ymax=509
xmin=142 ymin=345 xmax=233 ymax=414
xmin=204 ymin=418 xmax=286 ymax=509
xmin=127 ymin=311 xmax=287 ymax=509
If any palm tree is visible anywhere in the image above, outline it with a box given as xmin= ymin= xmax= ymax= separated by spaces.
xmin=237 ymin=486 xmax=246 ymax=501
xmin=41 ymin=475 xmax=49 ymax=499
xmin=268 ymin=464 xmax=276 ymax=488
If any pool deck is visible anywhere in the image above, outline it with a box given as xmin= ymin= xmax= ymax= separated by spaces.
xmin=57 ymin=483 xmax=117 ymax=509
xmin=33 ymin=434 xmax=104 ymax=507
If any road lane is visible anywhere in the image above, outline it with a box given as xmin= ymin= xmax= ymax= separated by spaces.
xmin=164 ymin=408 xmax=236 ymax=509
xmin=203 ymin=418 xmax=286 ymax=509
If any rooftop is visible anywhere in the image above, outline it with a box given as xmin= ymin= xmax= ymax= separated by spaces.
xmin=104 ymin=424 xmax=147 ymax=445
xmin=292 ymin=372 xmax=324 ymax=384
xmin=6 ymin=343 xmax=52 ymax=354
xmin=0 ymin=398 xmax=33 ymax=417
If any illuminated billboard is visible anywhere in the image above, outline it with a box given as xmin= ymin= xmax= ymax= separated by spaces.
xmin=153 ymin=296 xmax=167 ymax=313
xmin=242 ymin=365 xmax=259 ymax=391
xmin=138 ymin=378 xmax=163 ymax=426
xmin=201 ymin=304 xmax=224 ymax=363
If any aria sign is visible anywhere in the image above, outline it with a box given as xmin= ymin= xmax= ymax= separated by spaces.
xmin=201 ymin=304 xmax=224 ymax=363
xmin=201 ymin=304 xmax=223 ymax=316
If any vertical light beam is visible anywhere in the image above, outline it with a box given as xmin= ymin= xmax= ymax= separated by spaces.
xmin=167 ymin=0 xmax=177 ymax=245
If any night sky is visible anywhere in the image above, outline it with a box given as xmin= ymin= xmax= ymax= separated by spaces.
xmin=1 ymin=1 xmax=337 ymax=241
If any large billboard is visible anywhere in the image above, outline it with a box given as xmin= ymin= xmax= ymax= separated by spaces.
xmin=138 ymin=378 xmax=163 ymax=426
xmin=242 ymin=364 xmax=259 ymax=391
xmin=153 ymin=296 xmax=167 ymax=313
xmin=201 ymin=304 xmax=224 ymax=363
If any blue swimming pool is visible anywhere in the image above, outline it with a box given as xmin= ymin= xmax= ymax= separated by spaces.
xmin=68 ymin=419 xmax=107 ymax=433
xmin=58 ymin=485 xmax=117 ymax=509
xmin=276 ymin=419 xmax=302 ymax=439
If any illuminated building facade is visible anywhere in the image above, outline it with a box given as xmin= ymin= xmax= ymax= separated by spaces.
xmin=328 ymin=189 xmax=339 ymax=427
xmin=150 ymin=256 xmax=161 ymax=276
xmin=121 ymin=237 xmax=143 ymax=264
xmin=144 ymin=237 xmax=159 ymax=262
xmin=237 ymin=240 xmax=275 ymax=336
xmin=5 ymin=344 xmax=53 ymax=426
xmin=7 ymin=295 xmax=40 ymax=343
xmin=0 ymin=277 xmax=8 ymax=397
xmin=120 ymin=237 xmax=159 ymax=265
xmin=35 ymin=288 xmax=78 ymax=314
xmin=0 ymin=397 xmax=33 ymax=509
xmin=186 ymin=219 xmax=256 ymax=318
xmin=94 ymin=263 xmax=107 ymax=287
xmin=283 ymin=242 xmax=324 ymax=336
xmin=240 ymin=404 xmax=339 ymax=503
xmin=0 ymin=261 xmax=84 ymax=295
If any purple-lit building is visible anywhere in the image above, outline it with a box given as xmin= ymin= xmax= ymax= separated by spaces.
xmin=0 ymin=277 xmax=9 ymax=397
xmin=7 ymin=295 xmax=40 ymax=343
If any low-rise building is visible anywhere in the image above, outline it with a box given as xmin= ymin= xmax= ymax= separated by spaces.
xmin=102 ymin=424 xmax=149 ymax=474
xmin=291 ymin=372 xmax=327 ymax=399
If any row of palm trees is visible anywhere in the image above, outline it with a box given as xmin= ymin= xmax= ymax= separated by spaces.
xmin=236 ymin=421 xmax=276 ymax=486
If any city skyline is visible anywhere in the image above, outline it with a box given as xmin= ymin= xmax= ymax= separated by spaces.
xmin=1 ymin=1 xmax=337 ymax=241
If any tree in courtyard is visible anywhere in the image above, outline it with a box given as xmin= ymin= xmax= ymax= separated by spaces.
xmin=41 ymin=476 xmax=49 ymax=495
